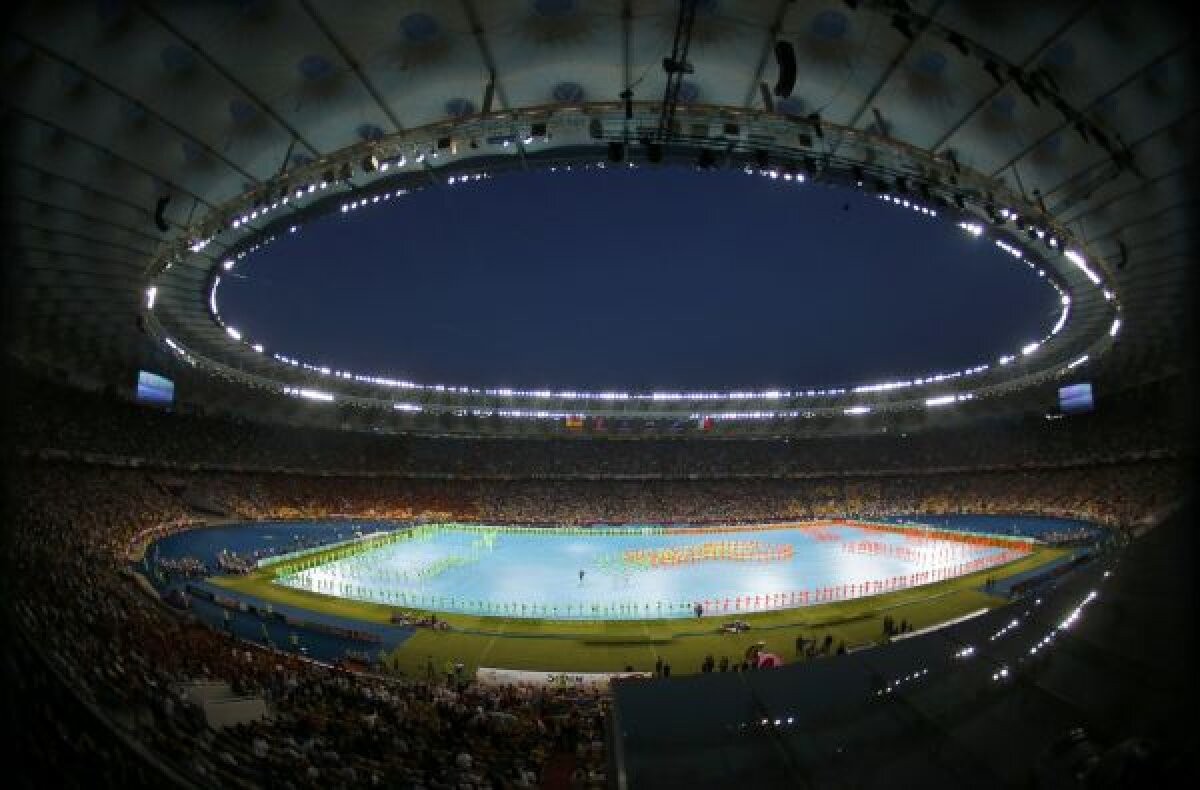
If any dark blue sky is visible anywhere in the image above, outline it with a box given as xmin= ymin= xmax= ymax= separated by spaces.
xmin=220 ymin=167 xmax=1058 ymax=390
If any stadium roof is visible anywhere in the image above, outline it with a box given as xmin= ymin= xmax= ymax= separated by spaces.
xmin=3 ymin=0 xmax=1194 ymax=412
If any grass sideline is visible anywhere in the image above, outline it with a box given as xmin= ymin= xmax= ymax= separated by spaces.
xmin=211 ymin=538 xmax=1065 ymax=678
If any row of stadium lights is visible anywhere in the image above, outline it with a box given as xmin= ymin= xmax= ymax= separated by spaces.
xmin=724 ymin=571 xmax=1107 ymax=733
xmin=222 ymin=145 xmax=461 ymax=233
xmin=240 ymin=128 xmax=555 ymax=230
xmin=980 ymin=583 xmax=1103 ymax=683
xmin=181 ymin=128 xmax=537 ymax=253
xmin=958 ymin=218 xmax=1120 ymax=363
xmin=264 ymin=392 xmax=982 ymax=418
xmin=153 ymin=144 xmax=1118 ymax=419
xmin=764 ymin=587 xmax=1099 ymax=733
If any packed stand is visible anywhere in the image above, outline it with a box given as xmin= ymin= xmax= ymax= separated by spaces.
xmin=167 ymin=462 xmax=1179 ymax=533
xmin=5 ymin=463 xmax=609 ymax=788
xmin=9 ymin=367 xmax=1188 ymax=479
xmin=2 ymin=364 xmax=1190 ymax=787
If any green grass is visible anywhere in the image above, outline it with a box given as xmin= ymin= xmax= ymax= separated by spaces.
xmin=212 ymin=545 xmax=1065 ymax=677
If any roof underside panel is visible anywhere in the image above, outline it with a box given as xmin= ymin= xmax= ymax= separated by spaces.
xmin=0 ymin=0 xmax=1192 ymax=411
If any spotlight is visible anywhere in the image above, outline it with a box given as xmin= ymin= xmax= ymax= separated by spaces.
xmin=807 ymin=112 xmax=824 ymax=139
xmin=662 ymin=56 xmax=693 ymax=75
xmin=773 ymin=40 xmax=797 ymax=98
xmin=361 ymin=154 xmax=379 ymax=173
xmin=1032 ymin=188 xmax=1049 ymax=215
xmin=478 ymin=70 xmax=495 ymax=113
xmin=153 ymin=195 xmax=170 ymax=232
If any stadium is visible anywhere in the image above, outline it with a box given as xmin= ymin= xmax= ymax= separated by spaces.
xmin=0 ymin=2 xmax=1195 ymax=788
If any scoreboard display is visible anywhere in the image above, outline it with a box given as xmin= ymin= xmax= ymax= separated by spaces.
xmin=1058 ymin=382 xmax=1094 ymax=414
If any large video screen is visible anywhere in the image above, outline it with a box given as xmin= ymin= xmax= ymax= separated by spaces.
xmin=1058 ymin=382 xmax=1094 ymax=414
xmin=136 ymin=371 xmax=175 ymax=407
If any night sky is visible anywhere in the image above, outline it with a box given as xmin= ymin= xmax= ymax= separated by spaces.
xmin=220 ymin=167 xmax=1059 ymax=391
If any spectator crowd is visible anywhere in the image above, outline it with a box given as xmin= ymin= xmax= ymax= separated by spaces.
xmin=0 ymin=366 xmax=1189 ymax=787
xmin=8 ymin=367 xmax=1188 ymax=480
